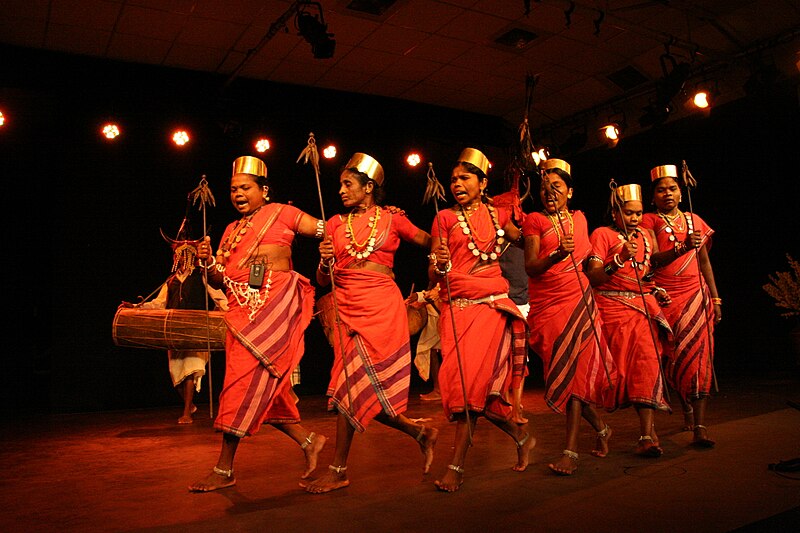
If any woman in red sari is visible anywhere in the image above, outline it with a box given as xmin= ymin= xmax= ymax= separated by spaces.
xmin=304 ymin=153 xmax=438 ymax=494
xmin=430 ymin=148 xmax=534 ymax=493
xmin=190 ymin=156 xmax=327 ymax=492
xmin=523 ymin=158 xmax=616 ymax=475
xmin=587 ymin=183 xmax=672 ymax=458
xmin=642 ymin=164 xmax=721 ymax=447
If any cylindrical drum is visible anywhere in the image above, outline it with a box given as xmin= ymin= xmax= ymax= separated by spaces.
xmin=112 ymin=309 xmax=227 ymax=351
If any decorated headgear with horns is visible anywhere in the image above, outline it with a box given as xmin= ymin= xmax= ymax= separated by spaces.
xmin=650 ymin=164 xmax=678 ymax=182
xmin=232 ymin=155 xmax=267 ymax=179
xmin=345 ymin=152 xmax=384 ymax=186
xmin=160 ymin=222 xmax=201 ymax=275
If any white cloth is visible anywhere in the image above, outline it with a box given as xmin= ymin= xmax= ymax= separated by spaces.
xmin=413 ymin=298 xmax=441 ymax=382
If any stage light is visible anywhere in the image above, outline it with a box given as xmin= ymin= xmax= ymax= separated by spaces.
xmin=295 ymin=2 xmax=336 ymax=59
xmin=598 ymin=122 xmax=623 ymax=148
xmin=531 ymin=147 xmax=549 ymax=166
xmin=692 ymin=90 xmax=710 ymax=109
xmin=323 ymin=145 xmax=337 ymax=159
xmin=102 ymin=123 xmax=120 ymax=140
xmin=255 ymin=138 xmax=271 ymax=152
xmin=172 ymin=130 xmax=190 ymax=146
xmin=0 ymin=110 xmax=5 ymax=127
xmin=406 ymin=153 xmax=421 ymax=167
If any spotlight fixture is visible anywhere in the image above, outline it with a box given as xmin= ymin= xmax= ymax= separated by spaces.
xmin=295 ymin=2 xmax=336 ymax=59
xmin=406 ymin=153 xmax=421 ymax=167
xmin=101 ymin=123 xmax=121 ymax=140
xmin=0 ymin=110 xmax=6 ymax=127
xmin=322 ymin=145 xmax=337 ymax=159
xmin=639 ymin=49 xmax=692 ymax=128
xmin=531 ymin=147 xmax=549 ymax=166
xmin=599 ymin=123 xmax=621 ymax=147
xmin=172 ymin=130 xmax=190 ymax=146
xmin=255 ymin=138 xmax=271 ymax=152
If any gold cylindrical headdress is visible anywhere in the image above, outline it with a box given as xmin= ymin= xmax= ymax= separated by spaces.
xmin=540 ymin=158 xmax=571 ymax=176
xmin=650 ymin=164 xmax=677 ymax=182
xmin=232 ymin=156 xmax=267 ymax=179
xmin=457 ymin=147 xmax=490 ymax=176
xmin=345 ymin=152 xmax=384 ymax=186
xmin=616 ymin=183 xmax=643 ymax=202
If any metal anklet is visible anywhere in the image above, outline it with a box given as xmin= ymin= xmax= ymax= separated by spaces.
xmin=301 ymin=432 xmax=315 ymax=450
xmin=213 ymin=466 xmax=233 ymax=478
xmin=597 ymin=425 xmax=610 ymax=438
xmin=562 ymin=449 xmax=579 ymax=461
xmin=516 ymin=433 xmax=529 ymax=448
xmin=328 ymin=464 xmax=347 ymax=474
xmin=447 ymin=464 xmax=464 ymax=474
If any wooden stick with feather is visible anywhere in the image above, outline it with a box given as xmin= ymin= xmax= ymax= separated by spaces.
xmin=608 ymin=179 xmax=670 ymax=403
xmin=423 ymin=162 xmax=473 ymax=444
xmin=296 ymin=133 xmax=356 ymax=417
xmin=680 ymin=160 xmax=719 ymax=393
xmin=189 ymin=175 xmax=217 ymax=418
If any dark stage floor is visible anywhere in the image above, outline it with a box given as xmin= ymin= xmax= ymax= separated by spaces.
xmin=2 ymin=372 xmax=800 ymax=533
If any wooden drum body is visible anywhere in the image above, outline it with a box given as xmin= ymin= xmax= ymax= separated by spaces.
xmin=112 ymin=309 xmax=227 ymax=351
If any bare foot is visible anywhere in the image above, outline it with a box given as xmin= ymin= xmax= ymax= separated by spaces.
xmin=188 ymin=469 xmax=236 ymax=492
xmin=301 ymin=433 xmax=327 ymax=479
xmin=511 ymin=408 xmax=529 ymax=425
xmin=434 ymin=466 xmax=463 ymax=492
xmin=548 ymin=452 xmax=578 ymax=475
xmin=417 ymin=426 xmax=438 ymax=474
xmin=691 ymin=425 xmax=715 ymax=448
xmin=178 ymin=415 xmax=193 ymax=425
xmin=512 ymin=433 xmax=536 ymax=472
xmin=635 ymin=437 xmax=663 ymax=458
xmin=303 ymin=466 xmax=350 ymax=494
xmin=591 ymin=426 xmax=612 ymax=458
xmin=420 ymin=391 xmax=441 ymax=401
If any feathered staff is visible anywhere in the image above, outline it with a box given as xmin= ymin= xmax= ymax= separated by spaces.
xmin=189 ymin=175 xmax=217 ymax=417
xmin=608 ymin=179 xmax=670 ymax=403
xmin=680 ymin=161 xmax=719 ymax=393
xmin=296 ymin=133 xmax=355 ymax=416
xmin=423 ymin=162 xmax=473 ymax=443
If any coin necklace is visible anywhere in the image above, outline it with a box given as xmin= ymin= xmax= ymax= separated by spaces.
xmin=616 ymin=229 xmax=651 ymax=271
xmin=458 ymin=202 xmax=504 ymax=261
xmin=345 ymin=205 xmax=381 ymax=260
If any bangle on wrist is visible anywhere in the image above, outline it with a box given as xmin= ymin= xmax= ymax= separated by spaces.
xmin=613 ymin=253 xmax=624 ymax=268
xmin=711 ymin=297 xmax=722 ymax=305
xmin=318 ymin=260 xmax=331 ymax=275
xmin=433 ymin=260 xmax=452 ymax=276
xmin=199 ymin=256 xmax=217 ymax=269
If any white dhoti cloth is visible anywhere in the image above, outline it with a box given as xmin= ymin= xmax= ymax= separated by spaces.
xmin=167 ymin=350 xmax=208 ymax=391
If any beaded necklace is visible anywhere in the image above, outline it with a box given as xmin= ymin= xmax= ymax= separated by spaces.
xmin=457 ymin=202 xmax=504 ymax=261
xmin=616 ymin=228 xmax=651 ymax=271
xmin=345 ymin=205 xmax=381 ymax=260
xmin=657 ymin=209 xmax=693 ymax=242
xmin=216 ymin=207 xmax=262 ymax=264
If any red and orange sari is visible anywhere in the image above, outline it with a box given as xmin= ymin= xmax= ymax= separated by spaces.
xmin=589 ymin=226 xmax=671 ymax=412
xmin=324 ymin=208 xmax=420 ymax=432
xmin=214 ymin=203 xmax=315 ymax=437
xmin=432 ymin=206 xmax=527 ymax=422
xmin=641 ymin=212 xmax=715 ymax=402
xmin=523 ymin=211 xmax=617 ymax=413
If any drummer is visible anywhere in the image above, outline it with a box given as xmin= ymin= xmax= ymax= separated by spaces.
xmin=189 ymin=155 xmax=328 ymax=492
xmin=123 ymin=227 xmax=228 ymax=424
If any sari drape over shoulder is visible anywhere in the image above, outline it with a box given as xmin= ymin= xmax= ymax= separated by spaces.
xmin=324 ymin=208 xmax=420 ymax=432
xmin=432 ymin=206 xmax=527 ymax=422
xmin=641 ymin=212 xmax=716 ymax=401
xmin=214 ymin=203 xmax=314 ymax=437
xmin=590 ymin=226 xmax=671 ymax=412
xmin=522 ymin=211 xmax=617 ymax=413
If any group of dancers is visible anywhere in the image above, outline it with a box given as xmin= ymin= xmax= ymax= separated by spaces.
xmin=184 ymin=147 xmax=720 ymax=494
